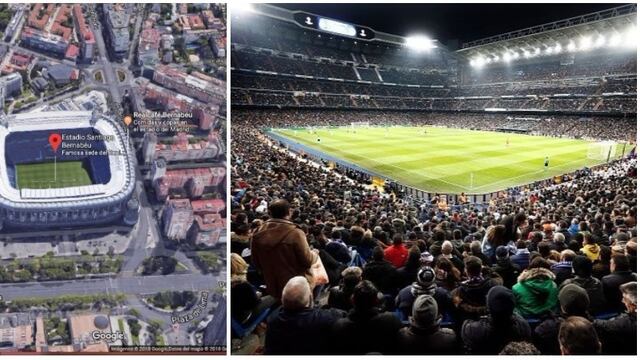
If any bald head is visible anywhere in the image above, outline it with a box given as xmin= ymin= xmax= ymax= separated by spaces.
xmin=442 ymin=240 xmax=453 ymax=255
xmin=281 ymin=276 xmax=312 ymax=310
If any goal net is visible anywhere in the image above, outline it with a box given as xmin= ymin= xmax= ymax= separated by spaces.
xmin=351 ymin=121 xmax=370 ymax=129
xmin=587 ymin=141 xmax=617 ymax=161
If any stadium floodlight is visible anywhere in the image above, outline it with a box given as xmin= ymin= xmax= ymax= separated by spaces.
xmin=625 ymin=26 xmax=637 ymax=47
xmin=579 ymin=36 xmax=592 ymax=50
xmin=405 ymin=35 xmax=436 ymax=51
xmin=567 ymin=40 xmax=576 ymax=52
xmin=469 ymin=59 xmax=476 ymax=66
xmin=610 ymin=32 xmax=622 ymax=46
xmin=502 ymin=51 xmax=512 ymax=62
xmin=234 ymin=2 xmax=255 ymax=13
xmin=533 ymin=47 xmax=540 ymax=56
xmin=523 ymin=49 xmax=530 ymax=58
xmin=595 ymin=34 xmax=606 ymax=48
xmin=492 ymin=54 xmax=499 ymax=62
xmin=511 ymin=51 xmax=520 ymax=60
xmin=554 ymin=42 xmax=562 ymax=53
xmin=545 ymin=46 xmax=553 ymax=55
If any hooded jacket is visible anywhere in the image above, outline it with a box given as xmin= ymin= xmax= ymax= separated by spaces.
xmin=512 ymin=267 xmax=559 ymax=317
xmin=581 ymin=243 xmax=601 ymax=262
xmin=251 ymin=219 xmax=317 ymax=298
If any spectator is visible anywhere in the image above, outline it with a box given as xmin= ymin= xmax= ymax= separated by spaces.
xmin=558 ymin=316 xmax=602 ymax=355
xmin=265 ymin=276 xmax=345 ymax=354
xmin=581 ymin=232 xmax=600 ymax=261
xmin=491 ymin=245 xmax=521 ymax=289
xmin=602 ymin=255 xmax=636 ymax=312
xmin=501 ymin=211 xmax=527 ymax=243
xmin=534 ymin=284 xmax=591 ymax=354
xmin=231 ymin=253 xmax=277 ymax=328
xmin=452 ymin=256 xmax=499 ymax=321
xmin=325 ymin=230 xmax=352 ymax=264
xmin=384 ymin=233 xmax=409 ymax=268
xmin=550 ymin=232 xmax=568 ymax=252
xmin=397 ymin=246 xmax=422 ymax=288
xmin=499 ymin=341 xmax=541 ymax=355
xmin=363 ymin=246 xmax=400 ymax=295
xmin=397 ymin=295 xmax=458 ymax=354
xmin=482 ymin=224 xmax=508 ymax=262
xmin=441 ymin=240 xmax=465 ymax=271
xmin=561 ymin=255 xmax=606 ymax=314
xmin=512 ymin=257 xmax=559 ymax=317
xmin=592 ymin=245 xmax=612 ymax=279
xmin=333 ymin=280 xmax=403 ymax=354
xmin=435 ymin=256 xmax=462 ymax=291
xmin=594 ymin=282 xmax=637 ymax=355
xmin=551 ymin=250 xmax=576 ymax=285
xmin=252 ymin=200 xmax=318 ymax=299
xmin=396 ymin=266 xmax=450 ymax=319
xmin=470 ymin=240 xmax=490 ymax=266
xmin=461 ymin=286 xmax=531 ymax=354
xmin=328 ymin=267 xmax=362 ymax=311
xmin=510 ymin=240 xmax=531 ymax=270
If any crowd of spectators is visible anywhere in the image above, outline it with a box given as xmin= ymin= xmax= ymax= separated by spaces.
xmin=232 ymin=72 xmax=636 ymax=113
xmin=230 ymin=109 xmax=635 ymax=142
xmin=231 ymin=108 xmax=637 ymax=355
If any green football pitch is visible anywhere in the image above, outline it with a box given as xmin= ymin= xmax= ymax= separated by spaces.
xmin=16 ymin=161 xmax=93 ymax=190
xmin=272 ymin=126 xmax=629 ymax=194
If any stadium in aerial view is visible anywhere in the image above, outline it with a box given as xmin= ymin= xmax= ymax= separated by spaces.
xmin=230 ymin=3 xmax=637 ymax=356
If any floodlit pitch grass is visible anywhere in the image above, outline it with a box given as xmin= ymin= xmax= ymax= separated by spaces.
xmin=16 ymin=161 xmax=93 ymax=189
xmin=273 ymin=126 xmax=629 ymax=194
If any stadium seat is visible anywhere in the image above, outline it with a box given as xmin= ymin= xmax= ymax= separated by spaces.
xmin=231 ymin=307 xmax=272 ymax=339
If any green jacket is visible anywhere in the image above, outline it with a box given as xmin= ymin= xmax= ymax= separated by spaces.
xmin=512 ymin=268 xmax=558 ymax=317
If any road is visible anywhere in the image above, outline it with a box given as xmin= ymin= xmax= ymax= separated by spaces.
xmin=90 ymin=21 xmax=121 ymax=102
xmin=0 ymin=272 xmax=225 ymax=301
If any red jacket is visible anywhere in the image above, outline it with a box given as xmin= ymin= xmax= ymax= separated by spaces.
xmin=384 ymin=244 xmax=408 ymax=268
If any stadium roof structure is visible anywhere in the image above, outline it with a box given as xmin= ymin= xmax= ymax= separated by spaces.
xmin=457 ymin=4 xmax=637 ymax=61
xmin=238 ymin=3 xmax=447 ymax=51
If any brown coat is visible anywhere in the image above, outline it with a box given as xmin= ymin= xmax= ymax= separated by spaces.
xmin=251 ymin=219 xmax=317 ymax=298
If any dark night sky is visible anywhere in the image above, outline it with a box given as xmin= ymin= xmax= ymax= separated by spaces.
xmin=275 ymin=3 xmax=628 ymax=45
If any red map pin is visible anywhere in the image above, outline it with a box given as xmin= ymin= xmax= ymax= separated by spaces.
xmin=49 ymin=133 xmax=62 ymax=152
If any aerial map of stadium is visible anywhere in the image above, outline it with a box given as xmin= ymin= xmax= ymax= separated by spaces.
xmin=0 ymin=3 xmax=226 ymax=354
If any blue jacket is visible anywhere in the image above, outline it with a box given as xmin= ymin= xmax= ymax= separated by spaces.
xmin=510 ymin=249 xmax=531 ymax=270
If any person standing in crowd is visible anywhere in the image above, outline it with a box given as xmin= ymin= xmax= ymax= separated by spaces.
xmin=510 ymin=240 xmax=531 ymax=270
xmin=461 ymin=286 xmax=531 ymax=354
xmin=580 ymin=232 xmax=601 ymax=262
xmin=594 ymin=282 xmax=637 ymax=355
xmin=251 ymin=199 xmax=318 ymax=299
xmin=265 ymin=277 xmax=345 ymax=354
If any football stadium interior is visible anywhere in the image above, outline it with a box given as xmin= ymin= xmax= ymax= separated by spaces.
xmin=230 ymin=3 xmax=637 ymax=356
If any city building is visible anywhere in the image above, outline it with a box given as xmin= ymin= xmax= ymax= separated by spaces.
xmin=64 ymin=44 xmax=80 ymax=62
xmin=0 ymin=313 xmax=34 ymax=351
xmin=143 ymin=132 xmax=223 ymax=164
xmin=2 ymin=52 xmax=33 ymax=74
xmin=73 ymin=5 xmax=96 ymax=63
xmin=0 ymin=73 xmax=23 ymax=105
xmin=152 ymin=165 xmax=225 ymax=201
xmin=152 ymin=64 xmax=225 ymax=104
xmin=44 ymin=63 xmax=79 ymax=87
xmin=20 ymin=26 xmax=69 ymax=58
xmin=138 ymin=28 xmax=161 ymax=67
xmin=162 ymin=198 xmax=194 ymax=240
xmin=27 ymin=4 xmax=54 ymax=30
xmin=190 ymin=213 xmax=225 ymax=247
xmin=103 ymin=4 xmax=130 ymax=60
